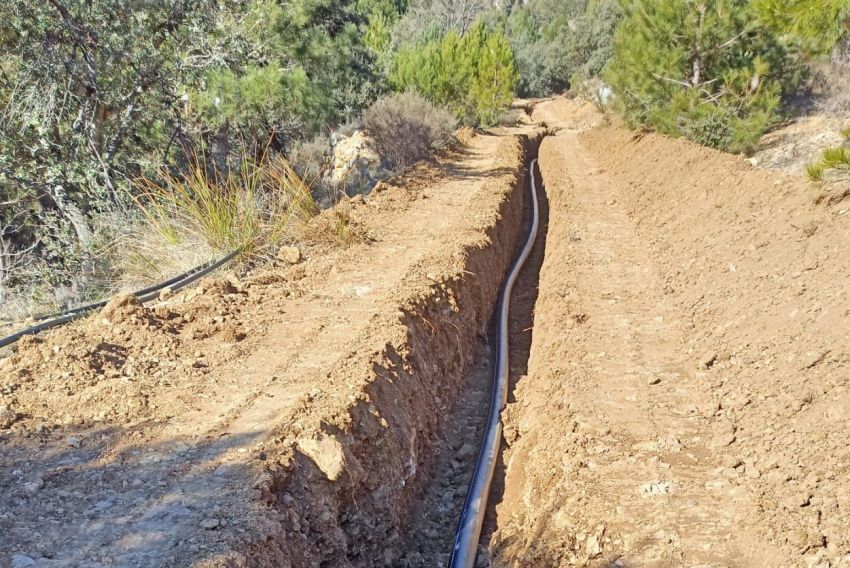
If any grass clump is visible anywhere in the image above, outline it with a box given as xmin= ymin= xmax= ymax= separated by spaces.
xmin=129 ymin=152 xmax=319 ymax=281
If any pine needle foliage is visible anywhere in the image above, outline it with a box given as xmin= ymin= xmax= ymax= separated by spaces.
xmin=605 ymin=0 xmax=800 ymax=154
xmin=390 ymin=22 xmax=518 ymax=126
xmin=807 ymin=139 xmax=850 ymax=182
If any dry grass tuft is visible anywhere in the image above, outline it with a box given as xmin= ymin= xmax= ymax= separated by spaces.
xmin=297 ymin=198 xmax=367 ymax=250
xmin=128 ymin=151 xmax=320 ymax=282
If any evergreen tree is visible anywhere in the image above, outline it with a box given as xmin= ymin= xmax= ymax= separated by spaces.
xmin=605 ymin=0 xmax=797 ymax=153
xmin=390 ymin=22 xmax=518 ymax=126
xmin=755 ymin=0 xmax=850 ymax=55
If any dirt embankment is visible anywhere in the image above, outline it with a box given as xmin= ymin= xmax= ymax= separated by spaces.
xmin=489 ymin=99 xmax=850 ymax=567
xmin=0 ymin=130 xmax=541 ymax=567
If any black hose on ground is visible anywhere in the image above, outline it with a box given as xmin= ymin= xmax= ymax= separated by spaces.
xmin=0 ymin=249 xmax=240 ymax=350
xmin=449 ymin=158 xmax=541 ymax=568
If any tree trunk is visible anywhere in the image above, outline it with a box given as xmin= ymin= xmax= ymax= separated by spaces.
xmin=50 ymin=185 xmax=94 ymax=250
xmin=692 ymin=5 xmax=706 ymax=87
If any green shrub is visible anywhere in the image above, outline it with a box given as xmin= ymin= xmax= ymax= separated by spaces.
xmin=605 ymin=0 xmax=797 ymax=154
xmin=362 ymin=92 xmax=457 ymax=170
xmin=390 ymin=22 xmax=518 ymax=126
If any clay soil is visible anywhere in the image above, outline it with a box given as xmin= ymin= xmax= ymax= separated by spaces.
xmin=489 ymin=99 xmax=850 ymax=568
xmin=3 ymin=97 xmax=850 ymax=568
xmin=0 ymin=129 xmax=540 ymax=567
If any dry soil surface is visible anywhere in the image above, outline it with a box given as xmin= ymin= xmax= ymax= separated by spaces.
xmin=4 ymin=97 xmax=850 ymax=568
xmin=0 ymin=129 xmax=539 ymax=567
xmin=489 ymin=99 xmax=850 ymax=568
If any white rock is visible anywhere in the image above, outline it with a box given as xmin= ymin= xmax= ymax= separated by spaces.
xmin=11 ymin=555 xmax=36 ymax=568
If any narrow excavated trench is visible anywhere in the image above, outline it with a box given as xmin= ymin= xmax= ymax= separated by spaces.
xmin=396 ymin=137 xmax=551 ymax=567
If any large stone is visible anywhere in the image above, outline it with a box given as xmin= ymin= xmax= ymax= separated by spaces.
xmin=328 ymin=130 xmax=389 ymax=193
xmin=277 ymin=246 xmax=302 ymax=265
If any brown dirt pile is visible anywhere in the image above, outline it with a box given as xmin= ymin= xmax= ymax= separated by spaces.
xmin=490 ymin=99 xmax=850 ymax=568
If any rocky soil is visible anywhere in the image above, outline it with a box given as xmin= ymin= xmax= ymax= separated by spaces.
xmin=0 ymin=129 xmax=541 ymax=567
xmin=489 ymin=98 xmax=850 ymax=568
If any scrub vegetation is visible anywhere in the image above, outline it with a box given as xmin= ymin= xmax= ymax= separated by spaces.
xmin=0 ymin=0 xmax=847 ymax=316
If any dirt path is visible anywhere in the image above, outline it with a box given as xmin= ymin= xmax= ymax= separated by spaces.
xmin=0 ymin=131 xmax=538 ymax=567
xmin=490 ymin=99 xmax=850 ymax=567
xmin=491 ymin=129 xmax=790 ymax=566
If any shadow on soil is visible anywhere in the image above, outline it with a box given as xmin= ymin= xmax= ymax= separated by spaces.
xmin=0 ymin=421 xmax=268 ymax=566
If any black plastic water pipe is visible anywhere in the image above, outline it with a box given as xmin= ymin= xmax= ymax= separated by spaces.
xmin=449 ymin=158 xmax=541 ymax=567
xmin=0 ymin=249 xmax=240 ymax=349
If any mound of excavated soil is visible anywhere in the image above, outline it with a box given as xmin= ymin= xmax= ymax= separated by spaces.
xmin=490 ymin=99 xmax=850 ymax=568
xmin=0 ymin=130 xmax=540 ymax=567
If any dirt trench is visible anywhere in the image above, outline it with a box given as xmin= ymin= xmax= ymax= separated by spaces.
xmin=262 ymin=132 xmax=543 ymax=567
xmin=0 ymin=129 xmax=544 ymax=568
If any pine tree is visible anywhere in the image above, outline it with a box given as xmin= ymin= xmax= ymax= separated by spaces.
xmin=390 ymin=22 xmax=517 ymax=126
xmin=605 ymin=0 xmax=796 ymax=153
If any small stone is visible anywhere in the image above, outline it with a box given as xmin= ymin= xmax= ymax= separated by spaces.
xmin=586 ymin=534 xmax=602 ymax=558
xmin=698 ymin=352 xmax=717 ymax=370
xmin=441 ymin=489 xmax=456 ymax=505
xmin=710 ymin=421 xmax=737 ymax=448
xmin=639 ymin=481 xmax=671 ymax=497
xmin=201 ymin=517 xmax=220 ymax=530
xmin=277 ymin=246 xmax=302 ymax=265
xmin=457 ymin=442 xmax=476 ymax=459
xmin=647 ymin=377 xmax=662 ymax=386
xmin=67 ymin=436 xmax=82 ymax=448
xmin=722 ymin=455 xmax=743 ymax=469
xmin=784 ymin=493 xmax=812 ymax=509
xmin=802 ymin=351 xmax=829 ymax=370
xmin=0 ymin=405 xmax=18 ymax=429
xmin=11 ymin=555 xmax=36 ymax=568
xmin=23 ymin=478 xmax=44 ymax=495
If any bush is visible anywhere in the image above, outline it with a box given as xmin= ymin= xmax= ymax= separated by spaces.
xmin=133 ymin=152 xmax=319 ymax=264
xmin=362 ymin=92 xmax=457 ymax=170
xmin=290 ymin=135 xmax=333 ymax=184
xmin=605 ymin=0 xmax=796 ymax=154
xmin=390 ymin=22 xmax=518 ymax=126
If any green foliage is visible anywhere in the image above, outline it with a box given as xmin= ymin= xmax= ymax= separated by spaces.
xmin=0 ymin=0 xmax=391 ymax=312
xmin=390 ymin=22 xmax=518 ymax=126
xmin=806 ymin=130 xmax=850 ymax=181
xmin=566 ymin=0 xmax=623 ymax=79
xmin=195 ymin=0 xmax=384 ymax=145
xmin=493 ymin=0 xmax=621 ymax=97
xmin=605 ymin=0 xmax=797 ymax=153
xmin=755 ymin=0 xmax=850 ymax=55
xmin=391 ymin=0 xmax=488 ymax=44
